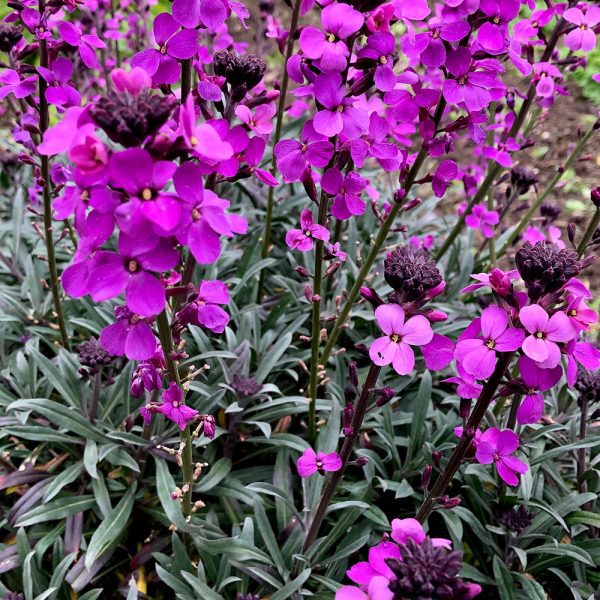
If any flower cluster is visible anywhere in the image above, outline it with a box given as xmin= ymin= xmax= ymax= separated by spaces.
xmin=337 ymin=518 xmax=481 ymax=599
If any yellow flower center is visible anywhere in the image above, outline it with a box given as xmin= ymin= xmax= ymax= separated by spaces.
xmin=390 ymin=334 xmax=401 ymax=343
xmin=128 ymin=260 xmax=138 ymax=272
xmin=535 ymin=331 xmax=545 ymax=339
xmin=192 ymin=208 xmax=201 ymax=220
xmin=569 ymin=309 xmax=577 ymax=317
xmin=486 ymin=339 xmax=495 ymax=349
xmin=190 ymin=135 xmax=198 ymax=146
xmin=337 ymin=105 xmax=344 ymax=112
xmin=172 ymin=401 xmax=179 ymax=408
xmin=327 ymin=33 xmax=336 ymax=43
xmin=81 ymin=190 xmax=90 ymax=201
xmin=142 ymin=188 xmax=153 ymax=200
xmin=380 ymin=56 xmax=388 ymax=64
xmin=160 ymin=45 xmax=168 ymax=54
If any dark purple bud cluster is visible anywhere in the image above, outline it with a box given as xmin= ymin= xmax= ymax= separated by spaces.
xmin=510 ymin=165 xmax=538 ymax=195
xmin=213 ymin=51 xmax=266 ymax=92
xmin=231 ymin=374 xmax=262 ymax=398
xmin=515 ymin=241 xmax=581 ymax=302
xmin=384 ymin=246 xmax=442 ymax=305
xmin=386 ymin=539 xmax=478 ymax=600
xmin=89 ymin=90 xmax=177 ymax=148
xmin=495 ymin=505 xmax=534 ymax=534
xmin=77 ymin=337 xmax=112 ymax=376
xmin=0 ymin=23 xmax=22 ymax=53
xmin=575 ymin=367 xmax=600 ymax=408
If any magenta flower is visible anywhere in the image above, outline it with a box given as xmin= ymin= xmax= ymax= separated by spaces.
xmin=157 ymin=383 xmax=199 ymax=431
xmin=349 ymin=113 xmax=400 ymax=170
xmin=483 ymin=137 xmax=520 ymax=168
xmin=520 ymin=304 xmax=573 ymax=368
xmin=299 ymin=3 xmax=364 ymax=72
xmin=517 ymin=356 xmax=562 ymax=425
xmin=475 ymin=428 xmax=528 ymax=486
xmin=566 ymin=340 xmax=600 ymax=386
xmin=109 ymin=149 xmax=180 ymax=233
xmin=422 ymin=333 xmax=455 ymax=371
xmin=357 ymin=32 xmax=397 ymax=91
xmin=444 ymin=363 xmax=483 ymax=399
xmin=477 ymin=0 xmax=520 ymax=54
xmin=0 ymin=69 xmax=37 ymax=100
xmin=461 ymin=268 xmax=519 ymax=297
xmin=285 ymin=209 xmax=330 ymax=251
xmin=565 ymin=294 xmax=598 ymax=333
xmin=111 ymin=67 xmax=152 ymax=95
xmin=87 ymin=236 xmax=179 ymax=317
xmin=20 ymin=8 xmax=51 ymax=40
xmin=432 ymin=160 xmax=458 ymax=198
xmin=57 ymin=21 xmax=106 ymax=70
xmin=99 ymin=305 xmax=157 ymax=361
xmin=463 ymin=203 xmax=499 ymax=239
xmin=179 ymin=96 xmax=233 ymax=162
xmin=369 ymin=304 xmax=433 ymax=376
xmin=322 ymin=168 xmax=367 ymax=220
xmin=313 ymin=73 xmax=368 ymax=139
xmin=443 ymin=48 xmax=499 ymax=111
xmin=564 ymin=6 xmax=600 ymax=53
xmin=346 ymin=541 xmax=400 ymax=586
xmin=178 ymin=280 xmax=230 ymax=333
xmin=174 ymin=162 xmax=247 ymax=264
xmin=454 ymin=306 xmax=524 ymax=379
xmin=275 ymin=122 xmax=334 ymax=181
xmin=38 ymin=58 xmax=80 ymax=107
xmin=235 ymin=104 xmax=275 ymax=135
xmin=391 ymin=518 xmax=451 ymax=548
xmin=244 ymin=137 xmax=279 ymax=186
xmin=533 ymin=62 xmax=562 ymax=98
xmin=297 ymin=447 xmax=342 ymax=477
xmin=131 ymin=13 xmax=198 ymax=85
xmin=172 ymin=0 xmax=229 ymax=31
xmin=403 ymin=21 xmax=471 ymax=68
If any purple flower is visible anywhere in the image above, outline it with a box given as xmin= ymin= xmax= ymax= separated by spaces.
xmin=172 ymin=0 xmax=229 ymax=31
xmin=322 ymin=168 xmax=367 ymax=220
xmin=391 ymin=518 xmax=450 ymax=548
xmin=565 ymin=294 xmax=598 ymax=333
xmin=432 ymin=159 xmax=458 ymax=198
xmin=461 ymin=268 xmax=519 ymax=296
xmin=297 ymin=447 xmax=342 ymax=477
xmin=443 ymin=47 xmax=500 ymax=112
xmin=462 ymin=203 xmax=500 ymax=239
xmin=483 ymin=137 xmax=520 ymax=168
xmin=564 ymin=6 xmax=600 ymax=53
xmin=157 ymin=383 xmax=198 ymax=430
xmin=566 ymin=340 xmax=600 ymax=386
xmin=181 ymin=280 xmax=230 ymax=333
xmin=533 ymin=62 xmax=562 ymax=98
xmin=369 ymin=304 xmax=433 ymax=376
xmin=57 ymin=21 xmax=106 ymax=70
xmin=38 ymin=58 xmax=80 ymax=107
xmin=422 ymin=333 xmax=455 ymax=371
xmin=179 ymin=96 xmax=233 ymax=162
xmin=109 ymin=149 xmax=180 ymax=233
xmin=86 ymin=235 xmax=179 ymax=317
xmin=346 ymin=541 xmax=400 ymax=587
xmin=299 ymin=3 xmax=364 ymax=72
xmin=111 ymin=67 xmax=152 ymax=95
xmin=99 ymin=306 xmax=157 ymax=361
xmin=444 ymin=363 xmax=483 ymax=399
xmin=131 ymin=13 xmax=198 ymax=85
xmin=477 ymin=0 xmax=520 ymax=55
xmin=131 ymin=355 xmax=164 ymax=398
xmin=275 ymin=121 xmax=334 ymax=181
xmin=475 ymin=428 xmax=528 ymax=486
xmin=174 ymin=162 xmax=247 ymax=264
xmin=313 ymin=73 xmax=368 ymax=139
xmin=20 ymin=8 xmax=51 ymax=40
xmin=357 ymin=32 xmax=397 ymax=91
xmin=403 ymin=21 xmax=470 ymax=68
xmin=455 ymin=306 xmax=524 ymax=379
xmin=235 ymin=104 xmax=275 ymax=135
xmin=0 ymin=69 xmax=37 ymax=100
xmin=349 ymin=112 xmax=400 ymax=170
xmin=517 ymin=356 xmax=562 ymax=425
xmin=520 ymin=304 xmax=574 ymax=368
xmin=244 ymin=137 xmax=279 ymax=186
xmin=285 ymin=209 xmax=330 ymax=251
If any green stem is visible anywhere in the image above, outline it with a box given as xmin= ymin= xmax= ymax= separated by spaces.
xmin=319 ymin=99 xmax=446 ymax=368
xmin=576 ymin=206 xmax=600 ymax=258
xmin=38 ymin=2 xmax=70 ymax=350
xmin=256 ymin=0 xmax=303 ymax=303
xmin=498 ymin=120 xmax=598 ymax=259
xmin=89 ymin=371 xmax=102 ymax=425
xmin=307 ymin=192 xmax=329 ymax=444
xmin=487 ymin=187 xmax=496 ymax=267
xmin=302 ymin=364 xmax=381 ymax=554
xmin=416 ymin=352 xmax=513 ymax=523
xmin=434 ymin=17 xmax=566 ymax=263
xmin=577 ymin=398 xmax=588 ymax=494
xmin=156 ymin=310 xmax=193 ymax=519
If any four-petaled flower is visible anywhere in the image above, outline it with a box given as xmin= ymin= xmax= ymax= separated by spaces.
xmin=475 ymin=428 xmax=528 ymax=486
xmin=564 ymin=6 xmax=600 ymax=53
xmin=516 ymin=356 xmax=562 ymax=425
xmin=369 ymin=304 xmax=433 ymax=376
xmin=297 ymin=447 xmax=342 ymax=477
xmin=285 ymin=209 xmax=330 ymax=251
xmin=157 ymin=382 xmax=199 ymax=430
xmin=321 ymin=168 xmax=368 ymax=220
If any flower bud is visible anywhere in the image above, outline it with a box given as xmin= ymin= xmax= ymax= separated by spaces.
xmin=459 ymin=398 xmax=471 ymax=420
xmin=302 ymin=171 xmax=318 ymax=203
xmin=402 ymin=198 xmax=422 ymax=211
xmin=425 ymin=309 xmax=448 ymax=323
xmin=304 ymin=284 xmax=314 ymax=303
xmin=354 ymin=456 xmax=369 ymax=467
xmin=374 ymin=386 xmax=396 ymax=407
xmin=354 ymin=343 xmax=370 ymax=358
xmin=568 ymin=222 xmax=577 ymax=246
xmin=343 ymin=401 xmax=354 ymax=436
xmin=421 ymin=464 xmax=432 ymax=491
xmin=432 ymin=451 xmax=442 ymax=469
xmin=359 ymin=286 xmax=384 ymax=308
xmin=591 ymin=186 xmax=600 ymax=208
xmin=348 ymin=362 xmax=359 ymax=387
xmin=295 ymin=266 xmax=311 ymax=278
xmin=325 ymin=261 xmax=341 ymax=278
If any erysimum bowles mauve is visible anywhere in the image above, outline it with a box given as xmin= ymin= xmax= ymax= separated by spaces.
xmin=517 ymin=356 xmax=562 ymax=425
xmin=454 ymin=305 xmax=524 ymax=379
xmin=285 ymin=209 xmax=330 ymax=252
xmin=369 ymin=304 xmax=433 ymax=376
xmin=299 ymin=3 xmax=364 ymax=72
xmin=157 ymin=383 xmax=199 ymax=430
xmin=297 ymin=447 xmax=342 ymax=477
xmin=99 ymin=306 xmax=156 ymax=361
xmin=520 ymin=304 xmax=573 ymax=368
xmin=475 ymin=428 xmax=528 ymax=486
xmin=321 ymin=168 xmax=367 ymax=220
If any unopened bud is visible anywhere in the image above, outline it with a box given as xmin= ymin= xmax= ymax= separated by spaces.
xmin=422 ymin=464 xmax=432 ymax=491
xmin=348 ymin=362 xmax=359 ymax=387
xmin=402 ymin=198 xmax=422 ymax=211
xmin=304 ymin=284 xmax=314 ymax=303
xmin=374 ymin=386 xmax=395 ymax=407
xmin=302 ymin=171 xmax=318 ymax=203
xmin=354 ymin=456 xmax=369 ymax=467
xmin=359 ymin=286 xmax=384 ymax=308
xmin=459 ymin=397 xmax=471 ymax=421
xmin=296 ymin=266 xmax=311 ymax=277
xmin=568 ymin=222 xmax=577 ymax=246
xmin=354 ymin=343 xmax=370 ymax=357
xmin=393 ymin=188 xmax=406 ymax=203
xmin=432 ymin=451 xmax=442 ymax=470
xmin=325 ymin=261 xmax=341 ymax=278
xmin=591 ymin=187 xmax=600 ymax=208
xmin=426 ymin=309 xmax=448 ymax=323
xmin=439 ymin=496 xmax=462 ymax=510
xmin=343 ymin=401 xmax=354 ymax=436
